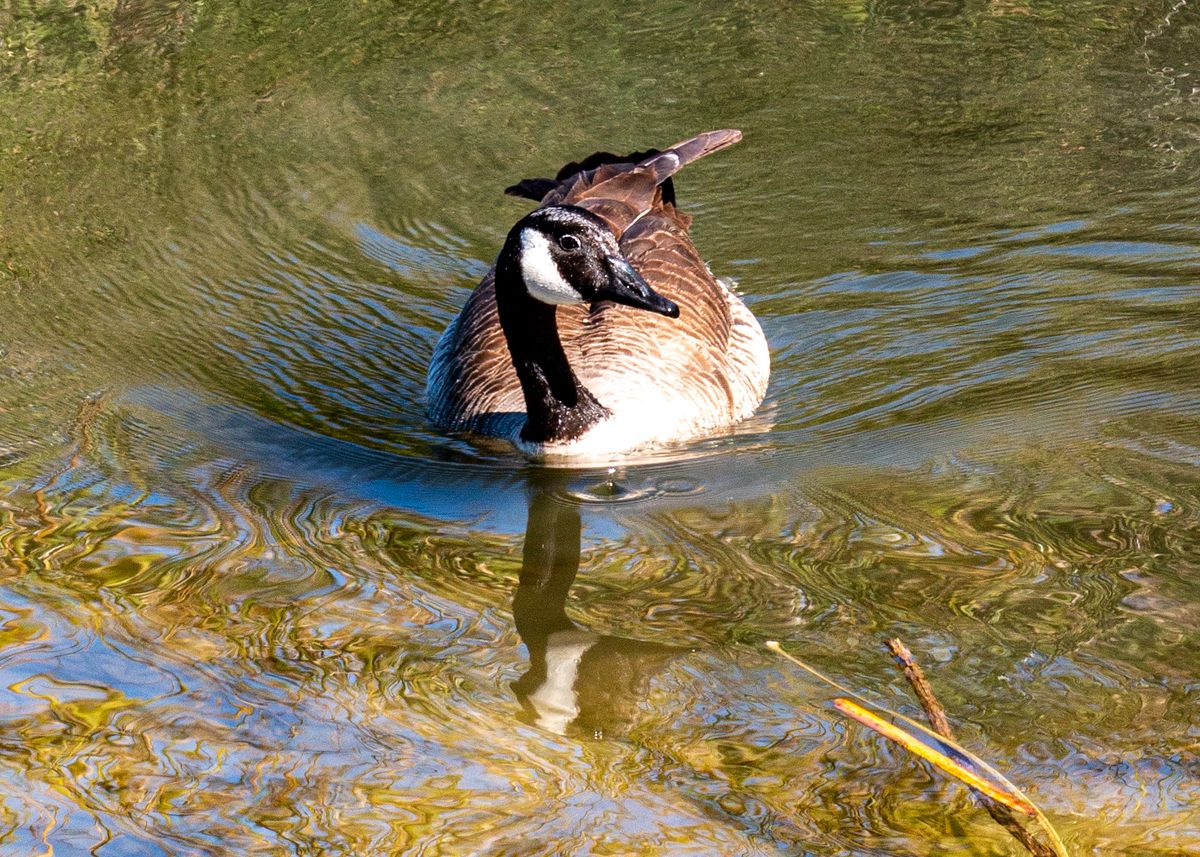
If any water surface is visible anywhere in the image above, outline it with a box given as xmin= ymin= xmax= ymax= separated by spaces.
xmin=1 ymin=1 xmax=1199 ymax=854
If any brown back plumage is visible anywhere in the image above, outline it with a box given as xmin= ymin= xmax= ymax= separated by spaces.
xmin=426 ymin=130 xmax=768 ymax=448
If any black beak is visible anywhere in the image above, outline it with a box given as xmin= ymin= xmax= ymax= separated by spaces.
xmin=593 ymin=257 xmax=680 ymax=318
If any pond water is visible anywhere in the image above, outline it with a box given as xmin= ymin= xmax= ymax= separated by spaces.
xmin=2 ymin=1 xmax=1199 ymax=854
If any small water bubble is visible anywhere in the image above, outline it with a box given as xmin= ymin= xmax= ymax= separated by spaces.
xmin=567 ymin=471 xmax=656 ymax=503
xmin=565 ymin=470 xmax=703 ymax=503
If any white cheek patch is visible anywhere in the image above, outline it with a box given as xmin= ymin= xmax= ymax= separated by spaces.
xmin=519 ymin=228 xmax=583 ymax=306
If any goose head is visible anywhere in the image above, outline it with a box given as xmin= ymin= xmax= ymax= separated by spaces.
xmin=507 ymin=205 xmax=680 ymax=318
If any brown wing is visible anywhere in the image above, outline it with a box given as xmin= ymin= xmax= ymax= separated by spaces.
xmin=572 ymin=212 xmax=741 ymax=422
xmin=426 ymin=267 xmax=524 ymax=434
xmin=427 ymin=129 xmax=766 ymax=435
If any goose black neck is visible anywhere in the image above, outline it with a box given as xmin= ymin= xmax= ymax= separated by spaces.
xmin=494 ymin=240 xmax=610 ymax=444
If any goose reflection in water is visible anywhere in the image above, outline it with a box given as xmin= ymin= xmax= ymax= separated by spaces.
xmin=511 ymin=472 xmax=683 ymax=737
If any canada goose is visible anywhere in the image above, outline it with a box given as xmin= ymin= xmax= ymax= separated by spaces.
xmin=426 ymin=129 xmax=769 ymax=458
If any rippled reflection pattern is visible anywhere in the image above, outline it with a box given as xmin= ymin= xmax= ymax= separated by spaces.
xmin=2 ymin=0 xmax=1199 ymax=854
xmin=0 ymin=397 xmax=1196 ymax=854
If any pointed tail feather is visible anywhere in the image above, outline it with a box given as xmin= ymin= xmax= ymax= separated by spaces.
xmin=638 ymin=129 xmax=743 ymax=185
xmin=503 ymin=129 xmax=743 ymax=204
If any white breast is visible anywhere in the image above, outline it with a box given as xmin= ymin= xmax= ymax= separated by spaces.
xmin=513 ymin=388 xmax=699 ymax=460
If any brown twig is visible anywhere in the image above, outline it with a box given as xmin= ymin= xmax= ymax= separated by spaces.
xmin=886 ymin=638 xmax=1057 ymax=857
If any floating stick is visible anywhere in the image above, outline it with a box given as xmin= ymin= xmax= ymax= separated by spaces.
xmin=766 ymin=640 xmax=1069 ymax=857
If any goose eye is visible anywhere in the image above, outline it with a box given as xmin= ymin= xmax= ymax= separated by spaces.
xmin=558 ymin=234 xmax=581 ymax=252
